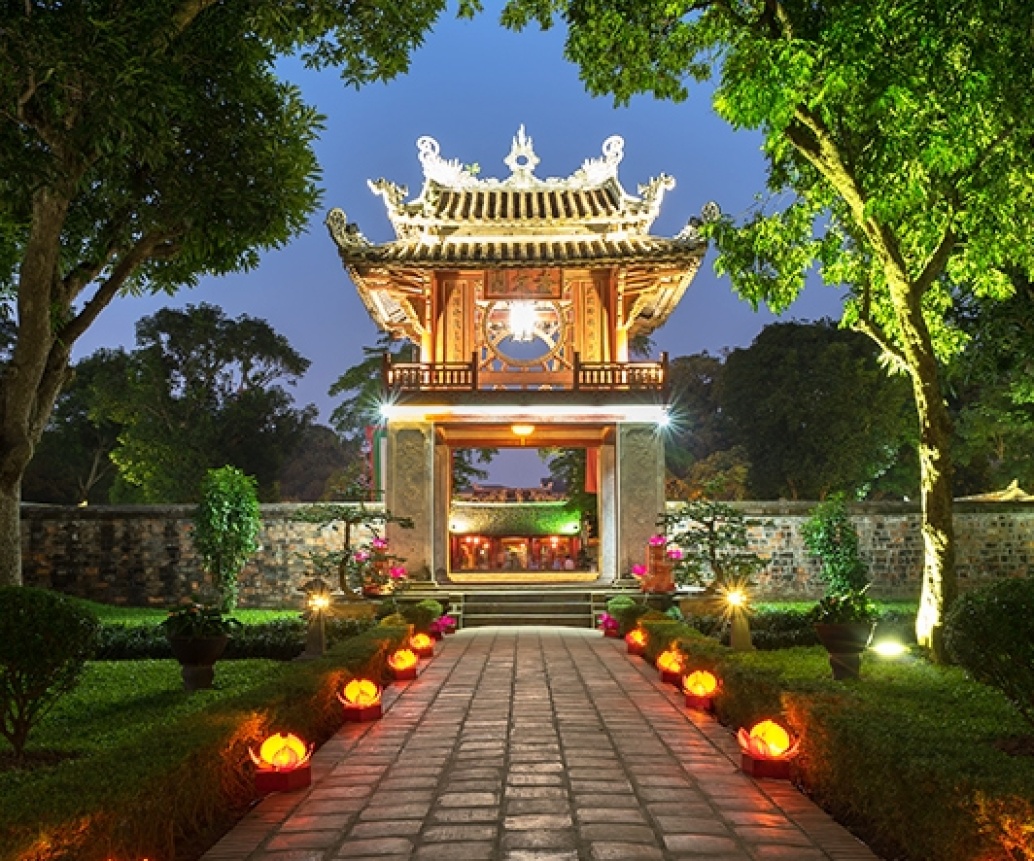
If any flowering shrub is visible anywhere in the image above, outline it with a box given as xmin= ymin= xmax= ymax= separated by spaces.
xmin=598 ymin=612 xmax=620 ymax=634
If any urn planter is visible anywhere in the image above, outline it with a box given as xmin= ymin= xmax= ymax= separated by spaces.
xmin=169 ymin=635 xmax=229 ymax=691
xmin=814 ymin=622 xmax=873 ymax=680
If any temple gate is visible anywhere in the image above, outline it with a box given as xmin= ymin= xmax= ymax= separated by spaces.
xmin=327 ymin=128 xmax=714 ymax=584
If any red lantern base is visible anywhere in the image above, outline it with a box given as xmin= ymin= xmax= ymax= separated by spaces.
xmin=659 ymin=669 xmax=683 ymax=686
xmin=627 ymin=643 xmax=645 ymax=656
xmin=391 ymin=665 xmax=417 ymax=681
xmin=254 ymin=764 xmax=312 ymax=794
xmin=740 ymin=753 xmax=791 ymax=780
xmin=343 ymin=702 xmax=383 ymax=722
xmin=413 ymin=646 xmax=434 ymax=659
xmin=602 ymin=628 xmax=621 ymax=638
xmin=684 ymin=693 xmax=714 ymax=712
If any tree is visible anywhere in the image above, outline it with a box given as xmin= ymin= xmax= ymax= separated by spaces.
xmin=497 ymin=0 xmax=1034 ymax=658
xmin=278 ymin=425 xmax=363 ymax=502
xmin=106 ymin=304 xmax=314 ymax=502
xmin=330 ymin=336 xmax=496 ymax=492
xmin=192 ymin=466 xmax=261 ymax=613
xmin=664 ymin=353 xmax=734 ymax=485
xmin=947 ymin=277 xmax=1034 ymax=494
xmin=722 ymin=320 xmax=916 ymax=499
xmin=22 ymin=349 xmax=128 ymax=504
xmin=0 ymin=2 xmax=451 ymax=584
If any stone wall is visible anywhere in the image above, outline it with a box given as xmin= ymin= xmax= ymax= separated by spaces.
xmin=21 ymin=501 xmax=1034 ymax=606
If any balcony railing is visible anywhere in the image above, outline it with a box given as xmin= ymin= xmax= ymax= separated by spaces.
xmin=383 ymin=352 xmax=667 ymax=394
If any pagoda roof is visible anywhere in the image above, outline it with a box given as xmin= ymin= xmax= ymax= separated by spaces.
xmin=328 ymin=128 xmax=715 ymax=268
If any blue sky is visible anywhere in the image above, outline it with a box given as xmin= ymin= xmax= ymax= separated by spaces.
xmin=72 ymin=8 xmax=844 ymax=480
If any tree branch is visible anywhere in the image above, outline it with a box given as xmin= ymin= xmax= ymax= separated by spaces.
xmin=58 ymin=231 xmax=176 ymax=345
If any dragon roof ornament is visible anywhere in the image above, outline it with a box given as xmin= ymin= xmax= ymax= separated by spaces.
xmin=416 ymin=126 xmax=626 ymax=191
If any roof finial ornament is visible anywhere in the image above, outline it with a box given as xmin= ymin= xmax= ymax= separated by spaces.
xmin=504 ymin=125 xmax=541 ymax=186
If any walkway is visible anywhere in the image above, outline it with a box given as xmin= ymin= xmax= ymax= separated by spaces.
xmin=202 ymin=628 xmax=881 ymax=861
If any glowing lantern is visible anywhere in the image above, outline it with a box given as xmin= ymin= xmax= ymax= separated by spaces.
xmin=656 ymin=647 xmax=685 ymax=685
xmin=338 ymin=678 xmax=383 ymax=721
xmin=410 ymin=632 xmax=435 ymax=659
xmin=388 ymin=647 xmax=419 ymax=680
xmin=683 ymin=670 xmax=720 ymax=711
xmin=625 ymin=627 xmax=647 ymax=656
xmin=249 ymin=732 xmax=313 ymax=793
xmin=737 ymin=719 xmax=799 ymax=779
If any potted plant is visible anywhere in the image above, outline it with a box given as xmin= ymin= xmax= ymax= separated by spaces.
xmin=802 ymin=494 xmax=876 ymax=679
xmin=807 ymin=590 xmax=878 ymax=679
xmin=160 ymin=601 xmax=241 ymax=691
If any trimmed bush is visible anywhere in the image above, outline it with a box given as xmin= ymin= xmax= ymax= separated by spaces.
xmin=0 ymin=625 xmax=408 ymax=861
xmin=402 ymin=599 xmax=445 ymax=633
xmin=606 ymin=595 xmax=649 ymax=635
xmin=945 ymin=577 xmax=1034 ymax=729
xmin=0 ymin=587 xmax=100 ymax=761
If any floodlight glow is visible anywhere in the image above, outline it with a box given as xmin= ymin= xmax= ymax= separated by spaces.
xmin=508 ymin=301 xmax=537 ymax=342
xmin=725 ymin=589 xmax=747 ymax=608
xmin=871 ymin=640 xmax=908 ymax=658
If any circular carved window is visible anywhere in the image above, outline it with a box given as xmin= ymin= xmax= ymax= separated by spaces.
xmin=482 ymin=300 xmax=565 ymax=367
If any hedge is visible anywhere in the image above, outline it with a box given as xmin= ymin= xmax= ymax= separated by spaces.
xmin=0 ymin=625 xmax=409 ymax=861
xmin=669 ymin=629 xmax=1034 ymax=861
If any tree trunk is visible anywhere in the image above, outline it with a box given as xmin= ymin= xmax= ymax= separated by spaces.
xmin=0 ymin=187 xmax=74 ymax=585
xmin=894 ymin=291 xmax=957 ymax=662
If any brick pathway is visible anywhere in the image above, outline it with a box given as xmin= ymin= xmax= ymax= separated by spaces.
xmin=202 ymin=627 xmax=881 ymax=861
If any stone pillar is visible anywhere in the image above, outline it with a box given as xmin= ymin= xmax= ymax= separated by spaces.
xmin=432 ymin=442 xmax=452 ymax=582
xmin=616 ymin=423 xmax=665 ymax=576
xmin=598 ymin=442 xmax=618 ymax=582
xmin=385 ymin=422 xmax=434 ymax=581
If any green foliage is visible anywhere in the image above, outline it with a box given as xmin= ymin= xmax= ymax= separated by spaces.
xmin=0 ymin=587 xmax=100 ymax=761
xmin=801 ymin=493 xmax=870 ymax=594
xmin=945 ymin=578 xmax=1034 ymax=730
xmin=659 ymin=493 xmax=767 ymax=589
xmin=193 ymin=465 xmax=262 ymax=612
xmin=671 ymin=636 xmax=1034 ymax=861
xmin=605 ymin=595 xmax=649 ymax=635
xmin=108 ymin=305 xmax=314 ymax=503
xmin=95 ymin=616 xmax=372 ymax=661
xmin=402 ymin=599 xmax=445 ymax=633
xmin=495 ymin=0 xmax=1034 ymax=654
xmin=0 ymin=625 xmax=407 ymax=861
xmin=806 ymin=591 xmax=878 ymax=625
xmin=158 ymin=602 xmax=243 ymax=639
xmin=294 ymin=488 xmax=414 ymax=596
xmin=722 ymin=322 xmax=917 ymax=499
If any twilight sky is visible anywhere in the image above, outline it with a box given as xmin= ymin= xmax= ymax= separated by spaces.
xmin=72 ymin=8 xmax=845 ymax=481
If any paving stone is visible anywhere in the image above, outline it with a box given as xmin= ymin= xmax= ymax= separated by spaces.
xmin=198 ymin=629 xmax=886 ymax=861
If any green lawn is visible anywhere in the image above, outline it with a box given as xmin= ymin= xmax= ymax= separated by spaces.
xmin=75 ymin=597 xmax=300 ymax=626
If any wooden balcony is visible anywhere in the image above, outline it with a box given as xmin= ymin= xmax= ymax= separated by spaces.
xmin=383 ymin=353 xmax=667 ymax=395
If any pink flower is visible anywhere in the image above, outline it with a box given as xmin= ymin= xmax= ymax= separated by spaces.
xmin=648 ymin=534 xmax=666 ymax=547
xmin=389 ymin=565 xmax=407 ymax=580
xmin=371 ymin=537 xmax=388 ymax=550
xmin=354 ymin=550 xmax=370 ymax=563
xmin=631 ymin=564 xmax=647 ymax=578
xmin=667 ymin=547 xmax=684 ymax=560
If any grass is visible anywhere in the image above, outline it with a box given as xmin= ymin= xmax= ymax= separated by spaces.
xmin=0 ymin=624 xmax=409 ymax=861
xmin=75 ymin=598 xmax=299 ymax=626
xmin=658 ymin=627 xmax=1034 ymax=861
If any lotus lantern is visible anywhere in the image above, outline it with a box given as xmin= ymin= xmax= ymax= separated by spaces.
xmin=683 ymin=670 xmax=720 ymax=711
xmin=338 ymin=678 xmax=383 ymax=721
xmin=625 ymin=627 xmax=647 ymax=656
xmin=656 ymin=647 xmax=685 ymax=685
xmin=388 ymin=647 xmax=419 ymax=680
xmin=737 ymin=719 xmax=799 ymax=779
xmin=410 ymin=632 xmax=435 ymax=658
xmin=249 ymin=732 xmax=313 ymax=793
